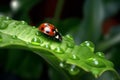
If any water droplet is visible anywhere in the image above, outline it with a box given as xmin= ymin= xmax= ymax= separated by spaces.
xmin=67 ymin=43 xmax=74 ymax=48
xmin=80 ymin=41 xmax=94 ymax=52
xmin=59 ymin=62 xmax=64 ymax=68
xmin=6 ymin=17 xmax=10 ymax=20
xmin=54 ymin=47 xmax=63 ymax=54
xmin=96 ymin=52 xmax=105 ymax=58
xmin=0 ymin=16 xmax=11 ymax=20
xmin=45 ymin=44 xmax=49 ymax=48
xmin=42 ymin=44 xmax=50 ymax=48
xmin=15 ymin=21 xmax=21 ymax=25
xmin=66 ymin=35 xmax=73 ymax=40
xmin=26 ymin=42 xmax=30 ymax=45
xmin=21 ymin=21 xmax=27 ymax=24
xmin=59 ymin=62 xmax=66 ymax=68
xmin=35 ymin=31 xmax=41 ymax=36
xmin=0 ymin=35 xmax=2 ymax=42
xmin=40 ymin=42 xmax=50 ymax=48
xmin=31 ymin=37 xmax=42 ymax=45
xmin=67 ymin=65 xmax=80 ymax=75
xmin=12 ymin=35 xmax=17 ymax=39
xmin=86 ymin=58 xmax=106 ymax=68
xmin=50 ymin=46 xmax=55 ymax=50
xmin=70 ymin=54 xmax=79 ymax=60
xmin=32 ymin=26 xmax=36 ymax=28
xmin=0 ymin=22 xmax=8 ymax=29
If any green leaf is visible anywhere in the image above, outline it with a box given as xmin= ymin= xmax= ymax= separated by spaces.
xmin=82 ymin=0 xmax=104 ymax=43
xmin=0 ymin=16 xmax=118 ymax=79
xmin=60 ymin=18 xmax=81 ymax=35
xmin=97 ymin=33 xmax=120 ymax=51
xmin=67 ymin=0 xmax=105 ymax=44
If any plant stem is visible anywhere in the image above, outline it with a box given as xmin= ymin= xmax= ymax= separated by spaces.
xmin=54 ymin=0 xmax=64 ymax=22
xmin=97 ymin=33 xmax=120 ymax=51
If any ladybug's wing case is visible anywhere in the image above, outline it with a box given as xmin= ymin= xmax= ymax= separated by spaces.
xmin=39 ymin=23 xmax=56 ymax=36
xmin=39 ymin=23 xmax=62 ymax=42
xmin=39 ymin=24 xmax=45 ymax=32
xmin=47 ymin=26 xmax=56 ymax=36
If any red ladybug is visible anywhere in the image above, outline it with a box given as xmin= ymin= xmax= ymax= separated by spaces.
xmin=38 ymin=23 xmax=62 ymax=42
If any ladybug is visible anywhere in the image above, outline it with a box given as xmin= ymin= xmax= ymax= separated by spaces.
xmin=38 ymin=23 xmax=62 ymax=42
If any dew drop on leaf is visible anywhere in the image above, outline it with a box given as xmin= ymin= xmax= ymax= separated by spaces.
xmin=59 ymin=62 xmax=66 ymax=68
xmin=0 ymin=16 xmax=10 ymax=20
xmin=70 ymin=54 xmax=79 ymax=60
xmin=67 ymin=65 xmax=80 ymax=75
xmin=59 ymin=62 xmax=64 ymax=68
xmin=6 ymin=17 xmax=11 ymax=20
xmin=50 ymin=46 xmax=55 ymax=50
xmin=67 ymin=43 xmax=74 ymax=48
xmin=45 ymin=44 xmax=50 ymax=49
xmin=35 ymin=31 xmax=41 ymax=36
xmin=54 ymin=47 xmax=63 ymax=54
xmin=31 ymin=37 xmax=42 ymax=45
xmin=15 ymin=21 xmax=21 ymax=25
xmin=21 ymin=21 xmax=27 ymax=25
xmin=12 ymin=35 xmax=17 ymax=39
xmin=80 ymin=41 xmax=94 ymax=52
xmin=66 ymin=35 xmax=73 ymax=41
xmin=96 ymin=52 xmax=105 ymax=58
xmin=32 ymin=26 xmax=36 ymax=29
xmin=40 ymin=43 xmax=50 ymax=49
xmin=25 ymin=42 xmax=29 ymax=44
xmin=86 ymin=58 xmax=106 ymax=68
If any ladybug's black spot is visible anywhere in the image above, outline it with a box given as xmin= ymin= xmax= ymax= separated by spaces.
xmin=46 ymin=31 xmax=50 ymax=33
xmin=52 ymin=29 xmax=55 ymax=32
xmin=41 ymin=27 xmax=44 ymax=30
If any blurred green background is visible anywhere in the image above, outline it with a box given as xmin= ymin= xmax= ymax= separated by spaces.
xmin=0 ymin=0 xmax=120 ymax=80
